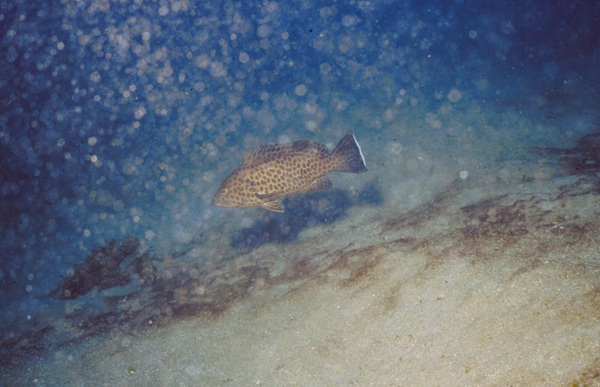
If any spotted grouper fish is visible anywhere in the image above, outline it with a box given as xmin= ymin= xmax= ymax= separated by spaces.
xmin=210 ymin=132 xmax=367 ymax=212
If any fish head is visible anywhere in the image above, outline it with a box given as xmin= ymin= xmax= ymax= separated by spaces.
xmin=210 ymin=169 xmax=259 ymax=208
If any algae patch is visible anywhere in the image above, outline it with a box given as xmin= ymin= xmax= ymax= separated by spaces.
xmin=51 ymin=236 xmax=157 ymax=300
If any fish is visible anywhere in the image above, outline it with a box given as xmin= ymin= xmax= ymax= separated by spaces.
xmin=210 ymin=132 xmax=368 ymax=212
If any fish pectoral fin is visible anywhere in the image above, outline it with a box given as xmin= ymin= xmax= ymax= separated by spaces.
xmin=261 ymin=199 xmax=285 ymax=212
xmin=255 ymin=191 xmax=282 ymax=200
xmin=298 ymin=176 xmax=332 ymax=193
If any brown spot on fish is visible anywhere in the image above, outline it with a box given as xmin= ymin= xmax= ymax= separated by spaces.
xmin=210 ymin=132 xmax=368 ymax=212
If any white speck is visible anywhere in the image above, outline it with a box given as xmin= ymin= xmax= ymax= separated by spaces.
xmin=209 ymin=61 xmax=226 ymax=77
xmin=145 ymin=230 xmax=156 ymax=241
xmin=303 ymin=103 xmax=317 ymax=114
xmin=201 ymin=95 xmax=213 ymax=106
xmin=90 ymin=71 xmax=101 ymax=83
xmin=460 ymin=171 xmax=469 ymax=180
xmin=383 ymin=108 xmax=396 ymax=122
xmin=257 ymin=25 xmax=271 ymax=38
xmin=26 ymin=285 xmax=33 ymax=292
xmin=335 ymin=100 xmax=348 ymax=111
xmin=342 ymin=15 xmax=357 ymax=27
xmin=260 ymin=92 xmax=269 ymax=101
xmin=319 ymin=63 xmax=331 ymax=75
xmin=202 ymin=171 xmax=215 ymax=182
xmin=266 ymin=2 xmax=277 ymax=12
xmin=278 ymin=135 xmax=291 ymax=144
xmin=447 ymin=89 xmax=462 ymax=103
xmin=295 ymin=84 xmax=307 ymax=96
xmin=28 ymin=273 xmax=34 ymax=281
xmin=259 ymin=38 xmax=270 ymax=50
xmin=83 ymin=229 xmax=91 ymax=237
xmin=241 ymin=218 xmax=254 ymax=228
xmin=135 ymin=106 xmax=147 ymax=119
xmin=469 ymin=30 xmax=477 ymax=39
xmin=158 ymin=6 xmax=169 ymax=16
xmin=88 ymin=137 xmax=97 ymax=146
xmin=239 ymin=52 xmax=250 ymax=64
xmin=78 ymin=35 xmax=91 ymax=46
xmin=305 ymin=120 xmax=317 ymax=132
xmin=320 ymin=7 xmax=332 ymax=18
xmin=133 ymin=216 xmax=140 ymax=223
xmin=196 ymin=54 xmax=211 ymax=69
xmin=194 ymin=82 xmax=205 ymax=92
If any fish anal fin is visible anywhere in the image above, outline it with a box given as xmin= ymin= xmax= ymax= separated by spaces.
xmin=261 ymin=199 xmax=285 ymax=212
xmin=298 ymin=176 xmax=332 ymax=193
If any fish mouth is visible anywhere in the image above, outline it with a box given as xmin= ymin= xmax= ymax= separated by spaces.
xmin=210 ymin=196 xmax=220 ymax=207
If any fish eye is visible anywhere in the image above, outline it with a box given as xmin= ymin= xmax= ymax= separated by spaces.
xmin=220 ymin=189 xmax=228 ymax=195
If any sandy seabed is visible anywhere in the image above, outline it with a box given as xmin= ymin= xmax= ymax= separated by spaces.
xmin=4 ymin=95 xmax=600 ymax=387
xmin=25 ymin=176 xmax=600 ymax=386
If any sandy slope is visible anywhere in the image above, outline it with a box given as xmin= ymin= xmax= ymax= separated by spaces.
xmin=18 ymin=159 xmax=600 ymax=386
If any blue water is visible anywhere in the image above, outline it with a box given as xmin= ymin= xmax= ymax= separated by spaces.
xmin=1 ymin=0 xmax=598 ymax=383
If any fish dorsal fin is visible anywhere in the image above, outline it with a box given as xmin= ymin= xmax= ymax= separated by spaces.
xmin=243 ymin=144 xmax=275 ymax=164
xmin=298 ymin=176 xmax=332 ymax=193
xmin=261 ymin=199 xmax=285 ymax=212
xmin=289 ymin=140 xmax=329 ymax=157
xmin=243 ymin=140 xmax=329 ymax=165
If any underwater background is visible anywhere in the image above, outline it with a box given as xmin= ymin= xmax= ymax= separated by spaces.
xmin=1 ymin=0 xmax=599 ymax=385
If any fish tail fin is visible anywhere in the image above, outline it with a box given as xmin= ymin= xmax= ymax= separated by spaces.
xmin=329 ymin=132 xmax=368 ymax=173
